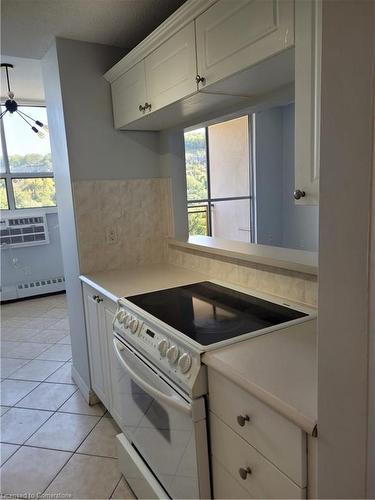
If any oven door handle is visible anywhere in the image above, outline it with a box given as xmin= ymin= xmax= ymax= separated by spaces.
xmin=113 ymin=338 xmax=192 ymax=416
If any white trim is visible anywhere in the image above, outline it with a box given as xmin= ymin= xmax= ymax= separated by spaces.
xmin=104 ymin=0 xmax=217 ymax=83
xmin=71 ymin=364 xmax=99 ymax=405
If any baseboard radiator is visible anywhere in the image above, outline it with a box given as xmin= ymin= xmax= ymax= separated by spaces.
xmin=1 ymin=276 xmax=66 ymax=301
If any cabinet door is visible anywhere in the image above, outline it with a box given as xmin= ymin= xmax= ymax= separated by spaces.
xmin=145 ymin=22 xmax=197 ymax=113
xmin=111 ymin=60 xmax=147 ymax=129
xmin=196 ymin=0 xmax=294 ymax=90
xmin=294 ymin=0 xmax=321 ymax=205
xmin=84 ymin=290 xmax=108 ymax=406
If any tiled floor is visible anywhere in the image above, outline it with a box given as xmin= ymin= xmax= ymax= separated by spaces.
xmin=1 ymin=293 xmax=135 ymax=499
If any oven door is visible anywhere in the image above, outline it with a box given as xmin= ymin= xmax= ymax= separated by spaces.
xmin=109 ymin=335 xmax=210 ymax=499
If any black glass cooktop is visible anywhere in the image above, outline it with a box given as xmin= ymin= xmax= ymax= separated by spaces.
xmin=127 ymin=281 xmax=308 ymax=346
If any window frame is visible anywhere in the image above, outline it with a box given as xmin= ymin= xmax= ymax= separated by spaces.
xmin=0 ymin=105 xmax=57 ymax=212
xmin=185 ymin=115 xmax=254 ymax=242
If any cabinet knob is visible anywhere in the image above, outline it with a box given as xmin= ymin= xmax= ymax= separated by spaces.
xmin=195 ymin=74 xmax=206 ymax=85
xmin=139 ymin=104 xmax=145 ymax=112
xmin=144 ymin=102 xmax=152 ymax=111
xmin=294 ymin=189 xmax=306 ymax=200
xmin=96 ymin=297 xmax=103 ymax=303
xmin=92 ymin=294 xmax=99 ymax=301
xmin=239 ymin=466 xmax=252 ymax=480
xmin=237 ymin=414 xmax=250 ymax=427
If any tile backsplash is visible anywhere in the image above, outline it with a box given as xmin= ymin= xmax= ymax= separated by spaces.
xmin=73 ymin=178 xmax=173 ymax=274
xmin=167 ymin=244 xmax=318 ymax=307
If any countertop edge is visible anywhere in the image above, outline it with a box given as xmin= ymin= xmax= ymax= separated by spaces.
xmin=203 ymin=353 xmax=317 ymax=436
xmin=79 ymin=275 xmax=119 ymax=303
xmin=168 ymin=238 xmax=318 ymax=276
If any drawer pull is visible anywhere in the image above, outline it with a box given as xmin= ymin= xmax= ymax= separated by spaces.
xmin=239 ymin=466 xmax=252 ymax=480
xmin=237 ymin=414 xmax=250 ymax=426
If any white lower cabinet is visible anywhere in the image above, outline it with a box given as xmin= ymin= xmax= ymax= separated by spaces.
xmin=82 ymin=283 xmax=116 ymax=410
xmin=208 ymin=368 xmax=310 ymax=499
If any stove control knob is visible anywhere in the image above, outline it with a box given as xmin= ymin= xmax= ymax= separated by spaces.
xmin=125 ymin=314 xmax=132 ymax=328
xmin=116 ymin=310 xmax=126 ymax=324
xmin=158 ymin=339 xmax=169 ymax=357
xmin=129 ymin=319 xmax=139 ymax=334
xmin=178 ymin=353 xmax=192 ymax=374
xmin=166 ymin=345 xmax=179 ymax=365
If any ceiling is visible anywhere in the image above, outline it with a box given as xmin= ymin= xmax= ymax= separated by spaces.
xmin=1 ymin=0 xmax=187 ymax=59
xmin=1 ymin=56 xmax=45 ymax=102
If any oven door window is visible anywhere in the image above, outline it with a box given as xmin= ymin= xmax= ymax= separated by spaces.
xmin=109 ymin=337 xmax=201 ymax=499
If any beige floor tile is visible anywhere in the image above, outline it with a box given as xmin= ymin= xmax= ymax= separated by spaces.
xmin=0 ymin=443 xmax=19 ymax=466
xmin=45 ymin=453 xmax=121 ymax=499
xmin=58 ymin=389 xmax=106 ymax=416
xmin=4 ymin=342 xmax=51 ymax=360
xmin=48 ymin=318 xmax=70 ymax=331
xmin=1 ymin=408 xmax=52 ymax=444
xmin=57 ymin=335 xmax=71 ymax=345
xmin=16 ymin=382 xmax=77 ymax=411
xmin=1 ymin=446 xmax=72 ymax=496
xmin=9 ymin=359 xmax=64 ymax=382
xmin=45 ymin=362 xmax=75 ymax=385
xmin=111 ymin=477 xmax=136 ymax=499
xmin=37 ymin=344 xmax=72 ymax=362
xmin=77 ymin=417 xmax=120 ymax=458
xmin=0 ymin=357 xmax=29 ymax=378
xmin=1 ymin=328 xmax=40 ymax=342
xmin=1 ymin=341 xmax=20 ymax=356
xmin=29 ymin=329 xmax=67 ymax=344
xmin=1 ymin=406 xmax=11 ymax=416
xmin=0 ymin=379 xmax=39 ymax=406
xmin=26 ymin=412 xmax=100 ymax=451
xmin=42 ymin=308 xmax=68 ymax=319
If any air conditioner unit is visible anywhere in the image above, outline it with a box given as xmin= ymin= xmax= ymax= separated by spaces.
xmin=0 ymin=213 xmax=50 ymax=249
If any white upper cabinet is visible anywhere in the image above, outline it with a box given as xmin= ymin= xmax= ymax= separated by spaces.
xmin=111 ymin=60 xmax=147 ymax=129
xmin=145 ymin=22 xmax=197 ymax=113
xmin=294 ymin=0 xmax=321 ymax=205
xmin=195 ymin=0 xmax=294 ymax=91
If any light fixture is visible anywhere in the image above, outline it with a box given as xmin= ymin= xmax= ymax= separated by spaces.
xmin=1 ymin=63 xmax=49 ymax=139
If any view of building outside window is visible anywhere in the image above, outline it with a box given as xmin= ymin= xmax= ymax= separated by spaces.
xmin=184 ymin=116 xmax=251 ymax=242
xmin=1 ymin=106 xmax=56 ymax=210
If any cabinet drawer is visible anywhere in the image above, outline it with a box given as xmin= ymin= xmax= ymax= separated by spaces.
xmin=208 ymin=368 xmax=306 ymax=486
xmin=210 ymin=413 xmax=305 ymax=499
xmin=211 ymin=456 xmax=250 ymax=499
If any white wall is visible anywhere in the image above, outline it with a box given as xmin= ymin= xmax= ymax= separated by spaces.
xmin=42 ymin=38 xmax=161 ymax=393
xmin=317 ymin=1 xmax=374 ymax=497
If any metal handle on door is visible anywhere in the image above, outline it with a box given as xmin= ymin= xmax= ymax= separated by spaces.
xmin=96 ymin=297 xmax=103 ymax=303
xmin=139 ymin=104 xmax=145 ymax=112
xmin=144 ymin=102 xmax=152 ymax=111
xmin=195 ymin=74 xmax=206 ymax=85
xmin=294 ymin=189 xmax=306 ymax=200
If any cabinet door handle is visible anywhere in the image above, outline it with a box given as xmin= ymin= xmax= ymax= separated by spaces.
xmin=139 ymin=104 xmax=145 ymax=112
xmin=92 ymin=294 xmax=99 ymax=301
xmin=196 ymin=74 xmax=206 ymax=85
xmin=237 ymin=414 xmax=250 ymax=427
xmin=239 ymin=466 xmax=252 ymax=480
xmin=144 ymin=102 xmax=152 ymax=111
xmin=294 ymin=189 xmax=306 ymax=200
xmin=96 ymin=297 xmax=103 ymax=303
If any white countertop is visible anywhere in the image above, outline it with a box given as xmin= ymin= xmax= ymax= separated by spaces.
xmin=80 ymin=263 xmax=207 ymax=302
xmin=80 ymin=263 xmax=317 ymax=435
xmin=203 ymin=319 xmax=317 ymax=435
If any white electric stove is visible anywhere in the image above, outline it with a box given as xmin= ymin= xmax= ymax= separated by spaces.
xmin=111 ymin=280 xmax=315 ymax=499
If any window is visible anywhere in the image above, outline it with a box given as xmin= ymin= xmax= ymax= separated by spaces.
xmin=0 ymin=106 xmax=56 ymax=210
xmin=184 ymin=116 xmax=252 ymax=242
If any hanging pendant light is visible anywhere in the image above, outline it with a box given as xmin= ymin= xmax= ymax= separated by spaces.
xmin=1 ymin=63 xmax=48 ymax=139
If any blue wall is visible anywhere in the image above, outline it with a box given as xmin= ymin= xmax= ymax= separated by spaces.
xmin=1 ymin=212 xmax=64 ymax=299
xmin=254 ymin=104 xmax=319 ymax=251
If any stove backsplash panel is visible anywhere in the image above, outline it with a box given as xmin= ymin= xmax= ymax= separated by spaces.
xmin=73 ymin=178 xmax=173 ymax=273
